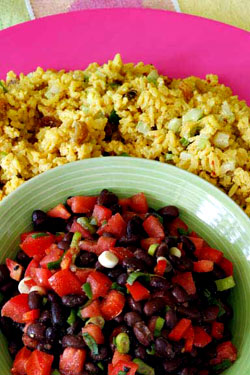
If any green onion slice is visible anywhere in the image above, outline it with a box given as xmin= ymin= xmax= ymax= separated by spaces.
xmin=154 ymin=317 xmax=165 ymax=337
xmin=148 ymin=244 xmax=159 ymax=256
xmin=82 ymin=282 xmax=93 ymax=299
xmin=31 ymin=233 xmax=49 ymax=239
xmin=67 ymin=309 xmax=76 ymax=325
xmin=215 ymin=276 xmax=235 ymax=292
xmin=82 ymin=332 xmax=99 ymax=355
xmin=126 ymin=272 xmax=150 ymax=286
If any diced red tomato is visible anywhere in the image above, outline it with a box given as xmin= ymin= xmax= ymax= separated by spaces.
xmin=87 ymin=271 xmax=112 ymax=299
xmin=70 ymin=221 xmax=92 ymax=239
xmin=1 ymin=294 xmax=30 ymax=323
xmin=79 ymin=240 xmax=98 ymax=253
xmin=188 ymin=237 xmax=205 ymax=252
xmin=168 ymin=217 xmax=188 ymax=236
xmin=20 ymin=233 xmax=55 ymax=259
xmin=109 ymin=361 xmax=138 ymax=375
xmin=118 ymin=198 xmax=132 ymax=212
xmin=6 ymin=258 xmax=23 ymax=281
xmin=24 ymin=278 xmax=36 ymax=289
xmin=193 ymin=326 xmax=212 ymax=348
xmin=130 ymin=192 xmax=148 ymax=214
xmin=172 ymin=272 xmax=196 ymax=295
xmin=211 ymin=321 xmax=224 ymax=340
xmin=168 ymin=318 xmax=191 ymax=341
xmin=143 ymin=216 xmax=165 ymax=239
xmin=40 ymin=247 xmax=63 ymax=269
xmin=195 ymin=247 xmax=223 ymax=264
xmin=99 ymin=213 xmax=127 ymax=239
xmin=67 ymin=196 xmax=97 ymax=214
xmin=81 ymin=300 xmax=102 ymax=319
xmin=140 ymin=237 xmax=162 ymax=251
xmin=215 ymin=341 xmax=237 ymax=363
xmin=193 ymin=260 xmax=214 ymax=272
xmin=101 ymin=290 xmax=126 ymax=320
xmin=110 ymin=247 xmax=134 ymax=262
xmin=75 ymin=268 xmax=93 ymax=284
xmin=26 ymin=350 xmax=53 ymax=375
xmin=25 ymin=259 xmax=39 ymax=278
xmin=154 ymin=258 xmax=167 ymax=276
xmin=112 ymin=350 xmax=132 ymax=366
xmin=48 ymin=269 xmax=83 ymax=297
xmin=82 ymin=323 xmax=104 ymax=344
xmin=32 ymin=268 xmax=53 ymax=289
xmin=183 ymin=325 xmax=194 ymax=352
xmin=126 ymin=281 xmax=150 ymax=302
xmin=21 ymin=231 xmax=34 ymax=243
xmin=97 ymin=236 xmax=117 ymax=254
xmin=11 ymin=346 xmax=32 ymax=375
xmin=47 ymin=203 xmax=71 ymax=220
xmin=92 ymin=205 xmax=112 ymax=225
xmin=219 ymin=257 xmax=233 ymax=276
xmin=59 ymin=347 xmax=86 ymax=375
xmin=23 ymin=309 xmax=40 ymax=323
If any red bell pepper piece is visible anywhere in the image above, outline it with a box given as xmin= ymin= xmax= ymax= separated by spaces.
xmin=126 ymin=281 xmax=150 ymax=302
xmin=25 ymin=259 xmax=39 ymax=278
xmin=110 ymin=247 xmax=134 ymax=261
xmin=101 ymin=290 xmax=126 ymax=320
xmin=59 ymin=347 xmax=86 ymax=375
xmin=193 ymin=326 xmax=212 ymax=347
xmin=97 ymin=236 xmax=117 ymax=254
xmin=70 ymin=221 xmax=92 ymax=239
xmin=218 ymin=257 xmax=233 ymax=276
xmin=143 ymin=215 xmax=165 ymax=239
xmin=67 ymin=195 xmax=97 ymax=214
xmin=48 ymin=269 xmax=83 ymax=297
xmin=98 ymin=213 xmax=127 ymax=238
xmin=211 ymin=321 xmax=224 ymax=340
xmin=154 ymin=258 xmax=167 ymax=276
xmin=168 ymin=318 xmax=191 ymax=341
xmin=11 ymin=346 xmax=32 ymax=375
xmin=87 ymin=271 xmax=112 ymax=299
xmin=183 ymin=325 xmax=194 ymax=352
xmin=110 ymin=360 xmax=138 ymax=375
xmin=23 ymin=309 xmax=40 ymax=323
xmin=82 ymin=323 xmax=104 ymax=345
xmin=40 ymin=246 xmax=63 ymax=269
xmin=6 ymin=258 xmax=23 ymax=281
xmin=172 ymin=272 xmax=196 ymax=295
xmin=130 ymin=192 xmax=148 ymax=214
xmin=1 ymin=294 xmax=30 ymax=323
xmin=79 ymin=239 xmax=98 ymax=253
xmin=32 ymin=268 xmax=53 ymax=289
xmin=92 ymin=204 xmax=112 ymax=225
xmin=193 ymin=260 xmax=214 ymax=272
xmin=140 ymin=237 xmax=162 ymax=251
xmin=81 ymin=300 xmax=102 ymax=319
xmin=112 ymin=350 xmax=132 ymax=365
xmin=195 ymin=246 xmax=223 ymax=264
xmin=75 ymin=268 xmax=93 ymax=284
xmin=20 ymin=233 xmax=55 ymax=259
xmin=168 ymin=217 xmax=188 ymax=236
xmin=26 ymin=350 xmax=54 ymax=375
xmin=188 ymin=237 xmax=205 ymax=252
xmin=47 ymin=203 xmax=71 ymax=220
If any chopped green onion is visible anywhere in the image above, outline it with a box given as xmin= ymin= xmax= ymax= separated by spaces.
xmin=177 ymin=228 xmax=189 ymax=236
xmin=213 ymin=359 xmax=232 ymax=372
xmin=0 ymin=292 xmax=4 ymax=304
xmin=168 ymin=118 xmax=182 ymax=133
xmin=165 ymin=305 xmax=171 ymax=312
xmin=47 ymin=253 xmax=65 ymax=270
xmin=182 ymin=108 xmax=203 ymax=123
xmin=77 ymin=308 xmax=84 ymax=320
xmin=67 ymin=309 xmax=76 ymax=325
xmin=101 ymin=220 xmax=108 ymax=227
xmin=0 ymin=152 xmax=8 ymax=159
xmin=111 ymin=282 xmax=126 ymax=293
xmin=154 ymin=317 xmax=165 ymax=337
xmin=97 ymin=362 xmax=104 ymax=371
xmin=146 ymin=344 xmax=156 ymax=355
xmin=115 ymin=332 xmax=130 ymax=354
xmin=126 ymin=272 xmax=150 ymax=286
xmin=86 ymin=316 xmax=105 ymax=329
xmin=89 ymin=217 xmax=97 ymax=226
xmin=165 ymin=153 xmax=173 ymax=161
xmin=169 ymin=247 xmax=182 ymax=258
xmin=108 ymin=109 xmax=121 ymax=126
xmin=70 ymin=231 xmax=81 ymax=248
xmin=31 ymin=233 xmax=48 ymax=239
xmin=148 ymin=244 xmax=159 ymax=257
xmin=133 ymin=359 xmax=155 ymax=375
xmin=82 ymin=282 xmax=93 ymax=299
xmin=215 ymin=276 xmax=235 ymax=292
xmin=118 ymin=371 xmax=128 ymax=375
xmin=0 ymin=81 xmax=7 ymax=93
xmin=180 ymin=137 xmax=190 ymax=147
xmin=147 ymin=70 xmax=159 ymax=84
xmin=42 ymin=297 xmax=48 ymax=306
xmin=119 ymin=153 xmax=130 ymax=157
xmin=77 ymin=217 xmax=96 ymax=234
xmin=55 ymin=232 xmax=64 ymax=236
xmin=52 ymin=370 xmax=61 ymax=375
xmin=203 ymin=290 xmax=226 ymax=317
xmin=82 ymin=332 xmax=99 ymax=355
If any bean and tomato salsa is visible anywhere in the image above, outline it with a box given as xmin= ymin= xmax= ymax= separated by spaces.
xmin=0 ymin=190 xmax=237 ymax=375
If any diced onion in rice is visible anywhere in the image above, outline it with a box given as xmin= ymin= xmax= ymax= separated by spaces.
xmin=182 ymin=108 xmax=203 ymax=123
xmin=214 ymin=132 xmax=230 ymax=148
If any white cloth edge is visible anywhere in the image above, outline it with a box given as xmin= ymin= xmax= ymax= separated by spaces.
xmin=172 ymin=0 xmax=181 ymax=12
xmin=24 ymin=0 xmax=35 ymax=20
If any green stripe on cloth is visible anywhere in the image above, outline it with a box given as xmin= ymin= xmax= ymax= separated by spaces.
xmin=0 ymin=0 xmax=30 ymax=30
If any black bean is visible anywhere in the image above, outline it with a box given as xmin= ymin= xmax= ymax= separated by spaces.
xmin=134 ymin=346 xmax=147 ymax=360
xmin=27 ymin=323 xmax=46 ymax=341
xmin=174 ymin=256 xmax=194 ymax=272
xmin=15 ymin=250 xmax=30 ymax=267
xmin=127 ymin=216 xmax=144 ymax=237
xmin=158 ymin=206 xmax=179 ymax=221
xmin=58 ymin=240 xmax=71 ymax=251
xmin=67 ymin=320 xmax=82 ymax=335
xmin=122 ymin=258 xmax=146 ymax=272
xmin=28 ymin=291 xmax=42 ymax=310
xmin=90 ymin=345 xmax=109 ymax=361
xmin=165 ymin=310 xmax=178 ymax=329
xmin=95 ymin=261 xmax=106 ymax=272
xmin=62 ymin=294 xmax=87 ymax=308
xmin=97 ymin=189 xmax=118 ymax=207
xmin=0 ymin=317 xmax=16 ymax=337
xmin=124 ymin=312 xmax=142 ymax=327
xmin=165 ymin=236 xmax=178 ymax=249
xmin=150 ymin=276 xmax=171 ymax=291
xmin=202 ymin=306 xmax=220 ymax=322
xmin=127 ymin=296 xmax=142 ymax=313
xmin=180 ymin=236 xmax=196 ymax=253
xmin=155 ymin=337 xmax=175 ymax=359
xmin=110 ymin=204 xmax=122 ymax=215
xmin=47 ymin=291 xmax=61 ymax=303
xmin=117 ymin=273 xmax=128 ymax=286
xmin=63 ymin=232 xmax=74 ymax=242
xmin=46 ymin=326 xmax=59 ymax=342
xmin=212 ymin=264 xmax=226 ymax=280
xmin=218 ymin=302 xmax=233 ymax=321
xmin=8 ymin=341 xmax=21 ymax=357
xmin=108 ymin=266 xmax=124 ymax=280
xmin=113 ymin=314 xmax=124 ymax=324
xmin=62 ymin=334 xmax=86 ymax=349
xmin=143 ymin=297 xmax=166 ymax=316
xmin=39 ymin=310 xmax=51 ymax=325
xmin=51 ymin=303 xmax=65 ymax=326
xmin=0 ymin=264 xmax=10 ymax=286
xmin=0 ymin=280 xmax=16 ymax=294
xmin=134 ymin=249 xmax=154 ymax=268
xmin=76 ymin=251 xmax=97 ymax=267
xmin=178 ymin=367 xmax=198 ymax=375
xmin=32 ymin=210 xmax=48 ymax=229
xmin=37 ymin=342 xmax=53 ymax=353
xmin=133 ymin=321 xmax=153 ymax=347
xmin=156 ymin=243 xmax=169 ymax=258
xmin=163 ymin=358 xmax=182 ymax=373
xmin=118 ymin=235 xmax=140 ymax=247
xmin=171 ymin=285 xmax=189 ymax=303
xmin=85 ymin=362 xmax=100 ymax=374
xmin=177 ymin=305 xmax=201 ymax=320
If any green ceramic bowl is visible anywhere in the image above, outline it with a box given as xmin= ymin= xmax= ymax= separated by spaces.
xmin=0 ymin=157 xmax=249 ymax=374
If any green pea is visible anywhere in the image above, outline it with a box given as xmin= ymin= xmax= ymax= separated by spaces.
xmin=116 ymin=332 xmax=130 ymax=354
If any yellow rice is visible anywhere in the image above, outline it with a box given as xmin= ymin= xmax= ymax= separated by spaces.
xmin=0 ymin=54 xmax=249 ymax=214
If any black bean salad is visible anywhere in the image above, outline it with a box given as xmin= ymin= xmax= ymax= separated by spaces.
xmin=0 ymin=190 xmax=237 ymax=375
